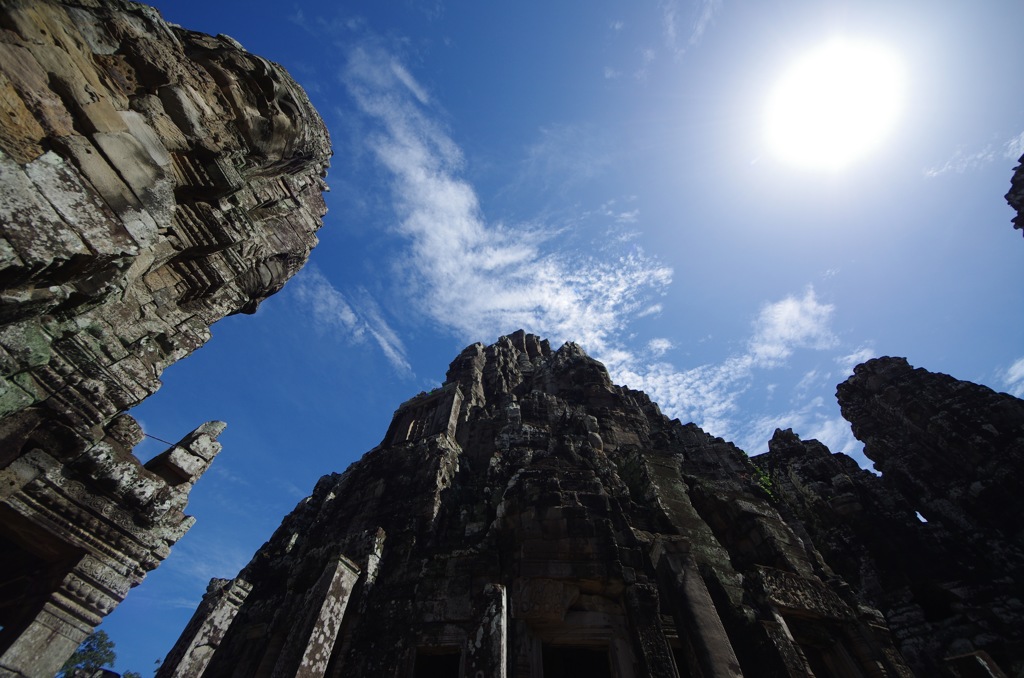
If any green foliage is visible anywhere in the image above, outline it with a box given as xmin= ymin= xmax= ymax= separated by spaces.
xmin=59 ymin=630 xmax=115 ymax=676
xmin=752 ymin=464 xmax=774 ymax=498
xmin=123 ymin=672 xmax=143 ymax=678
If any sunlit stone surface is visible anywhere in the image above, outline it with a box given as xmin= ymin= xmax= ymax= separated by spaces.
xmin=0 ymin=1 xmax=329 ymax=675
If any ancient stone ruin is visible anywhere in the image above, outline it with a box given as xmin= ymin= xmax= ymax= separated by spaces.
xmin=758 ymin=357 xmax=1024 ymax=677
xmin=1005 ymin=154 xmax=1024 ymax=235
xmin=2 ymin=1 xmax=1023 ymax=677
xmin=156 ymin=330 xmax=1024 ymax=678
xmin=0 ymin=1 xmax=330 ymax=675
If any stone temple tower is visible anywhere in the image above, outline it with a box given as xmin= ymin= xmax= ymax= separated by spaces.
xmin=158 ymin=331 xmax=916 ymax=678
xmin=0 ymin=1 xmax=329 ymax=674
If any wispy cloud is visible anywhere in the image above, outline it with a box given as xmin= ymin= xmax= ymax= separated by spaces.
xmin=689 ymin=0 xmax=723 ymax=46
xmin=658 ymin=0 xmax=723 ymax=58
xmin=357 ymin=292 xmax=412 ymax=374
xmin=341 ymin=45 xmax=672 ymax=354
xmin=288 ymin=8 xmax=365 ymax=36
xmin=291 ymin=266 xmax=361 ymax=336
xmin=835 ymin=345 xmax=876 ymax=377
xmin=925 ymin=130 xmax=1024 ymax=177
xmin=597 ymin=199 xmax=640 ymax=225
xmin=165 ymin=535 xmax=253 ymax=588
xmin=335 ymin=44 xmax=851 ymax=459
xmin=634 ymin=47 xmax=656 ymax=81
xmin=390 ymin=61 xmax=429 ymax=104
xmin=522 ymin=123 xmax=614 ymax=193
xmin=924 ymin=145 xmax=997 ymax=177
xmin=1004 ymin=131 xmax=1024 ymax=160
xmin=610 ymin=288 xmax=836 ymax=438
xmin=1003 ymin=357 xmax=1024 ymax=397
xmin=648 ymin=337 xmax=674 ymax=357
xmin=714 ymin=387 xmax=860 ymax=461
xmin=290 ymin=266 xmax=412 ymax=374
xmin=659 ymin=1 xmax=680 ymax=53
xmin=748 ymin=287 xmax=836 ymax=367
xmin=604 ymin=287 xmax=870 ymax=462
xmin=741 ymin=403 xmax=864 ymax=462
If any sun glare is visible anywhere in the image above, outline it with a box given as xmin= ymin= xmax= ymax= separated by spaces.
xmin=765 ymin=39 xmax=905 ymax=171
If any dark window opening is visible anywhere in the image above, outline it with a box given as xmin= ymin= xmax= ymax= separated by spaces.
xmin=413 ymin=647 xmax=461 ymax=678
xmin=542 ymin=645 xmax=611 ymax=678
xmin=786 ymin=617 xmax=866 ymax=678
xmin=0 ymin=508 xmax=82 ymax=655
xmin=799 ymin=642 xmax=834 ymax=678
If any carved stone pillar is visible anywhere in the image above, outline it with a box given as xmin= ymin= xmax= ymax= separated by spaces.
xmin=156 ymin=577 xmax=253 ymax=678
xmin=651 ymin=539 xmax=743 ymax=678
xmin=272 ymin=555 xmax=361 ymax=678
xmin=465 ymin=583 xmax=507 ymax=678
xmin=0 ymin=554 xmax=124 ymax=678
xmin=624 ymin=583 xmax=676 ymax=678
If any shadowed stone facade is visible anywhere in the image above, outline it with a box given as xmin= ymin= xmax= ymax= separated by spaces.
xmin=0 ymin=1 xmax=330 ymax=675
xmin=1006 ymin=154 xmax=1024 ymax=236
xmin=160 ymin=332 xmax=922 ymax=678
xmin=757 ymin=358 xmax=1024 ymax=677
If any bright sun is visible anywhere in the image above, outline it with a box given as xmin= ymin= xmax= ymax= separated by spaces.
xmin=765 ymin=39 xmax=905 ymax=171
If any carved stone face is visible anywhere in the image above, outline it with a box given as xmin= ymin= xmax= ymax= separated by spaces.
xmin=181 ymin=32 xmax=328 ymax=176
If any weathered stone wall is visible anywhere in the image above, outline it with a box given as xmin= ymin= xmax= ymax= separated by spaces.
xmin=1006 ymin=154 xmax=1024 ymax=235
xmin=0 ymin=1 xmax=330 ymax=675
xmin=160 ymin=332 xmax=910 ymax=678
xmin=757 ymin=358 xmax=1024 ymax=676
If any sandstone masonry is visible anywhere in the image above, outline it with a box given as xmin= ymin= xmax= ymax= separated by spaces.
xmin=0 ymin=1 xmax=329 ymax=675
xmin=757 ymin=358 xmax=1024 ymax=676
xmin=159 ymin=332 xmax=928 ymax=678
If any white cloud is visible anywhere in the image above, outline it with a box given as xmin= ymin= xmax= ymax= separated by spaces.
xmin=835 ymin=345 xmax=876 ymax=377
xmin=342 ymin=46 xmax=672 ymax=355
xmin=291 ymin=266 xmax=361 ymax=337
xmin=734 ymin=403 xmax=864 ymax=464
xmin=165 ymin=534 xmax=252 ymax=585
xmin=795 ymin=369 xmax=822 ymax=395
xmin=598 ymin=200 xmax=641 ymax=224
xmin=290 ymin=266 xmax=412 ymax=374
xmin=689 ymin=0 xmax=722 ymax=46
xmin=337 ymin=45 xmax=859 ymax=462
xmin=390 ymin=61 xmax=430 ymax=105
xmin=925 ymin=129 xmax=1024 ymax=177
xmin=604 ymin=66 xmax=622 ymax=79
xmin=748 ymin=287 xmax=836 ymax=367
xmin=608 ymin=287 xmax=837 ymax=441
xmin=604 ymin=285 xmax=873 ymax=466
xmin=807 ymin=416 xmax=863 ymax=461
xmin=1004 ymin=131 xmax=1024 ymax=160
xmin=357 ymin=293 xmax=413 ymax=375
xmin=616 ymin=209 xmax=640 ymax=223
xmin=634 ymin=47 xmax=656 ymax=81
xmin=648 ymin=337 xmax=674 ymax=356
xmin=657 ymin=0 xmax=723 ymax=58
xmin=610 ymin=20 xmax=624 ymax=32
xmin=924 ymin=145 xmax=996 ymax=177
xmin=659 ymin=1 xmax=679 ymax=52
xmin=1004 ymin=357 xmax=1024 ymax=397
xmin=637 ymin=303 xmax=662 ymax=317
xmin=522 ymin=123 xmax=613 ymax=192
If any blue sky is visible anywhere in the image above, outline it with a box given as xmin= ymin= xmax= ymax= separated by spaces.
xmin=101 ymin=1 xmax=1023 ymax=673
